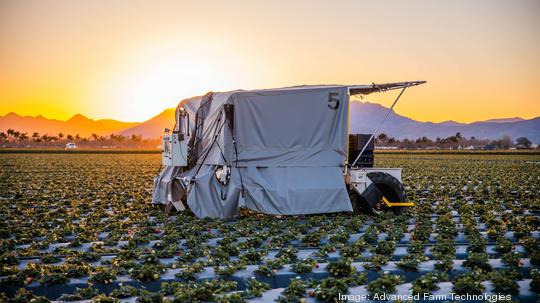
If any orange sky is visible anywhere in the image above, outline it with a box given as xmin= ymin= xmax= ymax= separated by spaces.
xmin=1 ymin=0 xmax=539 ymax=123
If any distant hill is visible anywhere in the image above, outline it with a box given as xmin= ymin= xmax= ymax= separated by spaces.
xmin=0 ymin=112 xmax=139 ymax=137
xmin=120 ymin=109 xmax=175 ymax=139
xmin=349 ymin=101 xmax=540 ymax=143
xmin=482 ymin=117 xmax=525 ymax=123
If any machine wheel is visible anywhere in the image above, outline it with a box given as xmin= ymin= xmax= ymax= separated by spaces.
xmin=349 ymin=189 xmax=370 ymax=214
xmin=358 ymin=172 xmax=407 ymax=215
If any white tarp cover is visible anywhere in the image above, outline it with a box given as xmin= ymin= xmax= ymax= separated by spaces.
xmin=153 ymin=85 xmax=354 ymax=218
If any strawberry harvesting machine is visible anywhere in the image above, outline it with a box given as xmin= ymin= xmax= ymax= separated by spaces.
xmin=153 ymin=81 xmax=426 ymax=218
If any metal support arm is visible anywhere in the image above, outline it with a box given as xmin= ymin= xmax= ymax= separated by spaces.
xmin=351 ymin=87 xmax=407 ymax=167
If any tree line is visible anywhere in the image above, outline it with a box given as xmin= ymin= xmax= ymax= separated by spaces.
xmin=1 ymin=129 xmax=535 ymax=149
xmin=0 ymin=129 xmax=160 ymax=148
xmin=374 ymin=132 xmax=534 ymax=149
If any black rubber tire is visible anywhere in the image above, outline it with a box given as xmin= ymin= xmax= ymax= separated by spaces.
xmin=349 ymin=189 xmax=370 ymax=214
xmin=351 ymin=172 xmax=407 ymax=216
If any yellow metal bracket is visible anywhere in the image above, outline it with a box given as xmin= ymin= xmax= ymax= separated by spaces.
xmin=382 ymin=196 xmax=415 ymax=207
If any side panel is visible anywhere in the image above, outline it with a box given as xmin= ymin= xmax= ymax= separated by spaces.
xmin=232 ymin=87 xmax=349 ymax=167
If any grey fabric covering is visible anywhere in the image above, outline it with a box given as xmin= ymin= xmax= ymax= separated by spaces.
xmin=152 ymin=165 xmax=184 ymax=205
xmin=241 ymin=166 xmax=352 ymax=215
xmin=152 ymin=85 xmax=354 ymax=218
xmin=232 ymin=87 xmax=349 ymax=167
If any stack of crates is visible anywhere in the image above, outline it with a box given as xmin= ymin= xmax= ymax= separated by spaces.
xmin=348 ymin=134 xmax=374 ymax=167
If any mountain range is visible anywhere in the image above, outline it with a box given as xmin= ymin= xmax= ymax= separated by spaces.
xmin=0 ymin=112 xmax=141 ymax=137
xmin=1 ymin=102 xmax=539 ymax=143
xmin=349 ymin=102 xmax=540 ymax=143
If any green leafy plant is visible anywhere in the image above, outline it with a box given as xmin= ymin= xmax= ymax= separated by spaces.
xmin=490 ymin=270 xmax=520 ymax=295
xmin=277 ymin=278 xmax=307 ymax=302
xmin=327 ymin=258 xmax=355 ymax=277
xmin=366 ymin=274 xmax=404 ymax=297
xmin=59 ymin=287 xmax=99 ymax=301
xmin=110 ymin=284 xmax=139 ymax=298
xmin=531 ymin=269 xmax=540 ymax=293
xmin=313 ymin=277 xmax=349 ymax=302
xmin=175 ymin=261 xmax=205 ymax=280
xmin=9 ymin=288 xmax=50 ymax=303
xmin=244 ymin=278 xmax=270 ymax=298
xmin=89 ymin=267 xmax=117 ymax=284
xmin=291 ymin=258 xmax=316 ymax=274
xmin=412 ymin=271 xmax=448 ymax=295
xmin=501 ymin=251 xmax=522 ymax=267
xmin=396 ymin=255 xmax=420 ymax=272
xmin=463 ymin=252 xmax=491 ymax=272
xmin=301 ymin=231 xmax=324 ymax=247
xmin=130 ymin=263 xmax=166 ymax=281
xmin=452 ymin=273 xmax=485 ymax=295
xmin=372 ymin=240 xmax=396 ymax=255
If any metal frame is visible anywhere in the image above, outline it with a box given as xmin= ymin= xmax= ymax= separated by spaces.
xmin=347 ymin=81 xmax=426 ymax=96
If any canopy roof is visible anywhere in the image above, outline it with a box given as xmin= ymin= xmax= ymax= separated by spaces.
xmin=196 ymin=81 xmax=427 ymax=98
xmin=347 ymin=81 xmax=426 ymax=95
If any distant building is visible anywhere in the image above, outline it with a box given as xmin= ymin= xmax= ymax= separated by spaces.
xmin=65 ymin=143 xmax=77 ymax=149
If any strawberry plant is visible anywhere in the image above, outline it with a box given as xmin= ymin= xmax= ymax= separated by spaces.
xmin=501 ymin=251 xmax=522 ymax=267
xmin=313 ymin=277 xmax=349 ymax=302
xmin=244 ymin=278 xmax=270 ymax=298
xmin=7 ymin=288 xmax=50 ymax=303
xmin=291 ymin=258 xmax=316 ymax=274
xmin=327 ymin=257 xmax=355 ymax=277
xmin=372 ymin=239 xmax=396 ymax=255
xmin=301 ymin=230 xmax=324 ymax=247
xmin=489 ymin=270 xmax=520 ymax=295
xmin=110 ymin=285 xmax=139 ymax=298
xmin=366 ymin=273 xmax=404 ymax=297
xmin=130 ymin=263 xmax=166 ymax=281
xmin=412 ymin=271 xmax=448 ymax=295
xmin=256 ymin=258 xmax=285 ymax=277
xmin=452 ymin=273 xmax=485 ymax=295
xmin=531 ymin=269 xmax=540 ymax=293
xmin=396 ymin=255 xmax=421 ymax=272
xmin=277 ymin=278 xmax=307 ymax=302
xmin=175 ymin=261 xmax=205 ymax=280
xmin=463 ymin=252 xmax=492 ymax=272
xmin=89 ymin=267 xmax=117 ymax=284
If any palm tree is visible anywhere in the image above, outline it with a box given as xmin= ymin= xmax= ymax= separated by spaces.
xmin=6 ymin=129 xmax=15 ymax=138
xmin=0 ymin=132 xmax=7 ymax=140
xmin=19 ymin=133 xmax=28 ymax=141
xmin=91 ymin=133 xmax=98 ymax=140
xmin=67 ymin=134 xmax=74 ymax=141
xmin=58 ymin=132 xmax=64 ymax=139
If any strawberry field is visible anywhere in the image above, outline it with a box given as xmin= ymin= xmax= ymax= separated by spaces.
xmin=1 ymin=152 xmax=539 ymax=302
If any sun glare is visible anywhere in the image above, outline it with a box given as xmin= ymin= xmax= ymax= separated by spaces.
xmin=102 ymin=41 xmax=256 ymax=122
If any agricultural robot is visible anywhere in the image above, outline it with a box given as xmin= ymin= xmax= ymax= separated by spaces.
xmin=154 ymin=81 xmax=426 ymax=218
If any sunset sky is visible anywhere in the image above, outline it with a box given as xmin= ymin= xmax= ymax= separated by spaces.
xmin=1 ymin=0 xmax=539 ymax=123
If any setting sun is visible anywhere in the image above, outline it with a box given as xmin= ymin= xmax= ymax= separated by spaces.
xmin=97 ymin=38 xmax=269 ymax=121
